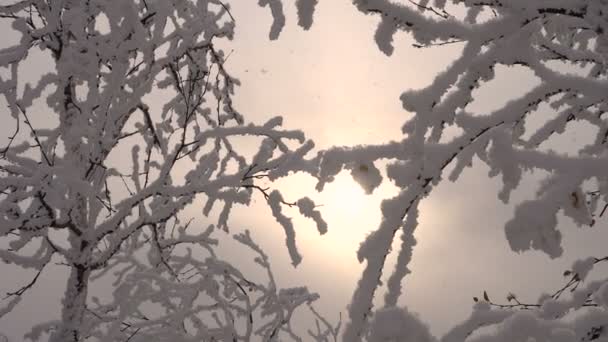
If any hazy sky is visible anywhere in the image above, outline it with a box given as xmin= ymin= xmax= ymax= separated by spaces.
xmin=1 ymin=1 xmax=607 ymax=341
xmin=223 ymin=0 xmax=608 ymax=337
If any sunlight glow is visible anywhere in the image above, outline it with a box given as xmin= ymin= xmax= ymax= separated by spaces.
xmin=303 ymin=173 xmax=383 ymax=266
xmin=322 ymin=175 xmax=367 ymax=216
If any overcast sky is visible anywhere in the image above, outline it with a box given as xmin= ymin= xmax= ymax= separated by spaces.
xmin=224 ymin=1 xmax=608 ymax=337
xmin=1 ymin=1 xmax=608 ymax=341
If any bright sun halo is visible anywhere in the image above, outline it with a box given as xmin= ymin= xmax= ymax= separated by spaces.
xmin=322 ymin=174 xmax=367 ymax=216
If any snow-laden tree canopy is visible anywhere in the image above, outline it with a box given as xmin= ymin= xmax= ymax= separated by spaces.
xmin=335 ymin=0 xmax=608 ymax=341
xmin=0 ymin=0 xmax=334 ymax=341
xmin=2 ymin=0 xmax=608 ymax=341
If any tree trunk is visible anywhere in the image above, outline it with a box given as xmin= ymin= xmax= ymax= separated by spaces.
xmin=51 ymin=264 xmax=90 ymax=342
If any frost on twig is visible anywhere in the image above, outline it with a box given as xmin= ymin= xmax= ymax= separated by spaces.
xmin=258 ymin=0 xmax=319 ymax=39
xmin=0 ymin=0 xmax=332 ymax=340
xmin=339 ymin=0 xmax=608 ymax=340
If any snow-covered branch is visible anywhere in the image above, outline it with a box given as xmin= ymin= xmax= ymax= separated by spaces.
xmin=0 ymin=1 xmax=332 ymax=340
xmin=341 ymin=0 xmax=608 ymax=340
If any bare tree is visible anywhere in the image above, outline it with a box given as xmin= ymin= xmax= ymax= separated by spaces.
xmin=0 ymin=1 xmax=339 ymax=341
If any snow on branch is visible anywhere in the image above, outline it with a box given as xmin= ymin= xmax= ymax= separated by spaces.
xmin=340 ymin=0 xmax=608 ymax=340
xmin=0 ymin=1 xmax=333 ymax=340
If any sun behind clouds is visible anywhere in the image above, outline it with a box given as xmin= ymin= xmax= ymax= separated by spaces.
xmin=322 ymin=174 xmax=367 ymax=216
